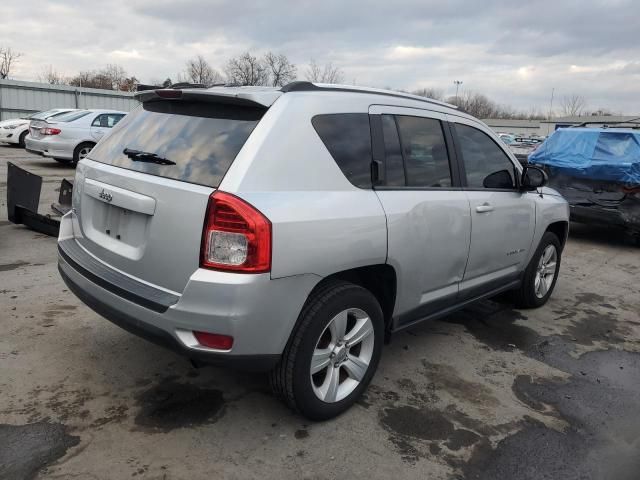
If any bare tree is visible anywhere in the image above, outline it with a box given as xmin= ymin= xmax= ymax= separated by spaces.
xmin=186 ymin=55 xmax=223 ymax=86
xmin=446 ymin=91 xmax=498 ymax=118
xmin=263 ymin=52 xmax=296 ymax=87
xmin=225 ymin=53 xmax=268 ymax=86
xmin=305 ymin=59 xmax=344 ymax=84
xmin=412 ymin=87 xmax=444 ymax=101
xmin=38 ymin=65 xmax=66 ymax=85
xmin=560 ymin=94 xmax=587 ymax=117
xmin=0 ymin=46 xmax=22 ymax=79
xmin=69 ymin=71 xmax=111 ymax=89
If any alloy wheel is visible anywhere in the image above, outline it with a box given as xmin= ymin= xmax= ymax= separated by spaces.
xmin=310 ymin=308 xmax=375 ymax=403
xmin=534 ymin=244 xmax=557 ymax=298
xmin=78 ymin=146 xmax=92 ymax=160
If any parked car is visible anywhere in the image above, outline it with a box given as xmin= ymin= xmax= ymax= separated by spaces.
xmin=498 ymin=133 xmax=516 ymax=144
xmin=57 ymin=82 xmax=569 ymax=420
xmin=529 ymin=126 xmax=640 ymax=239
xmin=26 ymin=109 xmax=127 ymax=164
xmin=0 ymin=108 xmax=78 ymax=147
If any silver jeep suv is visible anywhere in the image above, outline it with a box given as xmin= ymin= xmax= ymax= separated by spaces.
xmin=58 ymin=82 xmax=569 ymax=420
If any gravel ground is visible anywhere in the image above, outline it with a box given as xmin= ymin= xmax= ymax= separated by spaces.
xmin=1 ymin=144 xmax=639 ymax=480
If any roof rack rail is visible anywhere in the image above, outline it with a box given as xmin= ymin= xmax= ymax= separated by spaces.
xmin=280 ymin=81 xmax=456 ymax=109
xmin=571 ymin=117 xmax=640 ymax=128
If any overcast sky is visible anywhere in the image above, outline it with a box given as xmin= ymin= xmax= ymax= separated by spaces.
xmin=2 ymin=0 xmax=639 ymax=114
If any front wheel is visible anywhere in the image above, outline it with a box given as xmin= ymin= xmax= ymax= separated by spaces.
xmin=270 ymin=280 xmax=384 ymax=420
xmin=514 ymin=232 xmax=562 ymax=308
xmin=18 ymin=130 xmax=28 ymax=148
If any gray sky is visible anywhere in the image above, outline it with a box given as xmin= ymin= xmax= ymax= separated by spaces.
xmin=2 ymin=0 xmax=639 ymax=114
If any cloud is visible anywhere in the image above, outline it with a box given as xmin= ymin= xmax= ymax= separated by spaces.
xmin=0 ymin=0 xmax=639 ymax=113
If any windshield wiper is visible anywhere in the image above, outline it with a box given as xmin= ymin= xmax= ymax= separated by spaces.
xmin=123 ymin=148 xmax=176 ymax=165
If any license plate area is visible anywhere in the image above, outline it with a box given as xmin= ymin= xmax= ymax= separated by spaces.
xmin=81 ymin=196 xmax=151 ymax=260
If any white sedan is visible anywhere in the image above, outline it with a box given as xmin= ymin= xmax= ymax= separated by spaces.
xmin=25 ymin=109 xmax=127 ymax=164
xmin=0 ymin=108 xmax=77 ymax=147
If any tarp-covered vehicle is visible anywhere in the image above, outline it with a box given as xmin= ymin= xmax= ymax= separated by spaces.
xmin=529 ymin=126 xmax=640 ymax=239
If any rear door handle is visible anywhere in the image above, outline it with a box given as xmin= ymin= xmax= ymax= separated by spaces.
xmin=475 ymin=203 xmax=494 ymax=213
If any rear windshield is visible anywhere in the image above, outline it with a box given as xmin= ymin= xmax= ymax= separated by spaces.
xmin=88 ymin=101 xmax=265 ymax=187
xmin=30 ymin=109 xmax=64 ymax=120
xmin=53 ymin=110 xmax=91 ymax=122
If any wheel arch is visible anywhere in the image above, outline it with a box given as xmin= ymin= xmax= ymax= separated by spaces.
xmin=308 ymin=264 xmax=397 ymax=330
xmin=545 ymin=221 xmax=569 ymax=251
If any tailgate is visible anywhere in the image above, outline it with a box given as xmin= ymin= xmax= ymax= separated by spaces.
xmin=73 ymin=160 xmax=212 ymax=294
xmin=70 ymin=96 xmax=266 ymax=294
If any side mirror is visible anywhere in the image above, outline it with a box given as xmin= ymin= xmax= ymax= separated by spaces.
xmin=483 ymin=169 xmax=514 ymax=189
xmin=520 ymin=166 xmax=547 ymax=191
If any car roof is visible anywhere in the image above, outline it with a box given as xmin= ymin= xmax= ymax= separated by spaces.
xmin=136 ymin=81 xmax=461 ymax=115
xmin=84 ymin=109 xmax=128 ymax=114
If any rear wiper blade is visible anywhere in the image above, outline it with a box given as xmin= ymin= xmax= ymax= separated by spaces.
xmin=123 ymin=148 xmax=176 ymax=165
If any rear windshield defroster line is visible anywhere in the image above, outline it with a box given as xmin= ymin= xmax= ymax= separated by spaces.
xmin=87 ymin=100 xmax=266 ymax=188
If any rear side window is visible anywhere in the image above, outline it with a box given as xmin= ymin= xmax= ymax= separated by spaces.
xmin=395 ymin=116 xmax=452 ymax=187
xmin=312 ymin=113 xmax=372 ymax=188
xmin=88 ymin=101 xmax=265 ymax=187
xmin=91 ymin=113 xmax=125 ymax=128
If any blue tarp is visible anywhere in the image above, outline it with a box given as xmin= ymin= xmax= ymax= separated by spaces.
xmin=529 ymin=128 xmax=640 ymax=185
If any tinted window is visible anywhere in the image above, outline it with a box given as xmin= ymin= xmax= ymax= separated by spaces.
xmin=456 ymin=124 xmax=516 ymax=189
xmin=395 ymin=116 xmax=451 ymax=187
xmin=381 ymin=115 xmax=406 ymax=186
xmin=312 ymin=113 xmax=372 ymax=188
xmin=92 ymin=113 xmax=125 ymax=128
xmin=88 ymin=101 xmax=264 ymax=187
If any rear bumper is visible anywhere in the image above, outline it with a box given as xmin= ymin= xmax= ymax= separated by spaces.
xmin=57 ymin=211 xmax=320 ymax=370
xmin=25 ymin=136 xmax=74 ymax=160
xmin=58 ymin=261 xmax=280 ymax=370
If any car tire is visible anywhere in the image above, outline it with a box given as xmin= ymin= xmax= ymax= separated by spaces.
xmin=514 ymin=232 xmax=561 ymax=309
xmin=18 ymin=130 xmax=28 ymax=148
xmin=270 ymin=280 xmax=384 ymax=421
xmin=73 ymin=142 xmax=95 ymax=165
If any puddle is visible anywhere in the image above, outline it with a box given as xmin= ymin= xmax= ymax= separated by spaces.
xmin=465 ymin=341 xmax=640 ymax=480
xmin=135 ymin=379 xmax=226 ymax=432
xmin=444 ymin=301 xmax=540 ymax=351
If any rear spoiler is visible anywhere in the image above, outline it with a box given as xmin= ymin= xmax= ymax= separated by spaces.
xmin=134 ymin=88 xmax=281 ymax=108
xmin=7 ymin=162 xmax=72 ymax=237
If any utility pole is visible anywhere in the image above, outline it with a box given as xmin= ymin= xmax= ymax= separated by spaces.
xmin=454 ymin=80 xmax=463 ymax=103
xmin=548 ymin=87 xmax=555 ymax=135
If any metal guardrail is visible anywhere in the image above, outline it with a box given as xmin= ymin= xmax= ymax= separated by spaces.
xmin=0 ymin=79 xmax=139 ymax=121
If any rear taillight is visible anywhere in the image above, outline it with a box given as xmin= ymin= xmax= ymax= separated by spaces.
xmin=42 ymin=127 xmax=61 ymax=135
xmin=200 ymin=191 xmax=271 ymax=273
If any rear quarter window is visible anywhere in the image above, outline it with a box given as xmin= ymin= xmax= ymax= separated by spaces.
xmin=312 ymin=113 xmax=372 ymax=188
xmin=87 ymin=101 xmax=265 ymax=187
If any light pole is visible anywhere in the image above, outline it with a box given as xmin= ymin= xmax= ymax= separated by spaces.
xmin=454 ymin=80 xmax=463 ymax=103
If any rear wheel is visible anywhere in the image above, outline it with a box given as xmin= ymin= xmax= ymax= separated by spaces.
xmin=270 ymin=280 xmax=384 ymax=420
xmin=514 ymin=232 xmax=561 ymax=308
xmin=73 ymin=142 xmax=95 ymax=165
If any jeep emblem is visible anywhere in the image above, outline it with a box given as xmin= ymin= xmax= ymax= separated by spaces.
xmin=99 ymin=189 xmax=113 ymax=203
